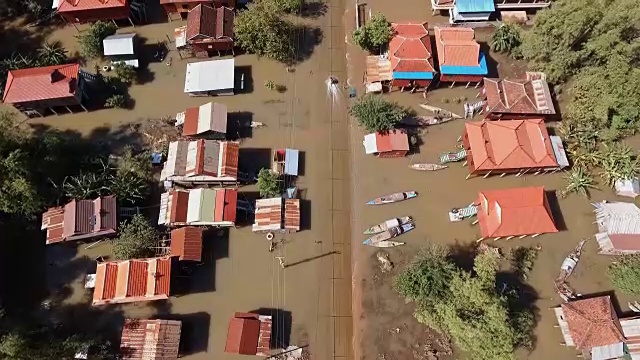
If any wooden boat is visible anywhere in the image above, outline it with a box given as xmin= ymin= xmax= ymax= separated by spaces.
xmin=363 ymin=223 xmax=415 ymax=245
xmin=554 ymin=240 xmax=587 ymax=302
xmin=439 ymin=149 xmax=467 ymax=164
xmin=250 ymin=121 xmax=265 ymax=128
xmin=419 ymin=104 xmax=462 ymax=119
xmin=366 ymin=191 xmax=417 ymax=205
xmin=364 ymin=216 xmax=413 ymax=235
xmin=367 ymin=240 xmax=405 ymax=248
xmin=449 ymin=203 xmax=479 ymax=222
xmin=410 ymin=163 xmax=447 ymax=171
xmin=400 ymin=116 xmax=454 ymax=127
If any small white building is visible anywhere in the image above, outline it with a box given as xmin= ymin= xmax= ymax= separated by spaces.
xmin=615 ymin=178 xmax=640 ymax=198
xmin=184 ymin=58 xmax=235 ymax=96
xmin=103 ymin=33 xmax=138 ymax=68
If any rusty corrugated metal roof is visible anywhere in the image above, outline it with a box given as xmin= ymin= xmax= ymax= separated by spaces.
xmin=186 ymin=4 xmax=234 ymax=41
xmin=42 ymin=195 xmax=117 ymax=245
xmin=365 ymin=56 xmax=392 ymax=83
xmin=284 ymin=199 xmax=300 ymax=231
xmin=120 ymin=319 xmax=182 ymax=360
xmin=170 ymin=227 xmax=203 ymax=261
xmin=93 ymin=257 xmax=172 ymax=306
xmin=561 ymin=296 xmax=624 ymax=350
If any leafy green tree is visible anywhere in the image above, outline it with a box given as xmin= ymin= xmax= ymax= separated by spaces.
xmin=349 ymin=94 xmax=406 ymax=132
xmin=269 ymin=0 xmax=303 ymax=13
xmin=109 ymin=147 xmax=151 ymax=204
xmin=76 ymin=21 xmax=117 ymax=58
xmin=105 ymin=94 xmax=126 ymax=108
xmin=562 ymin=167 xmax=597 ymax=198
xmin=608 ymin=255 xmax=640 ymax=295
xmin=112 ymin=63 xmax=136 ymax=84
xmin=491 ymin=23 xmax=521 ymax=55
xmin=37 ymin=42 xmax=68 ymax=66
xmin=257 ymin=168 xmax=280 ymax=198
xmin=112 ymin=214 xmax=158 ymax=260
xmin=598 ymin=143 xmax=639 ymax=188
xmin=351 ymin=14 xmax=392 ymax=53
xmin=394 ymin=245 xmax=458 ymax=309
xmin=234 ymin=0 xmax=295 ymax=63
xmin=510 ymin=246 xmax=538 ymax=280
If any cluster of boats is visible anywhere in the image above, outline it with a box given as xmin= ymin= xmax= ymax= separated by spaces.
xmin=363 ymin=191 xmax=418 ymax=247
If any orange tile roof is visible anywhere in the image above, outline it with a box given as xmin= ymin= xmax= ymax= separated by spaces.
xmin=376 ymin=130 xmax=409 ymax=152
xmin=476 ymin=186 xmax=557 ymax=238
xmin=561 ymin=296 xmax=624 ymax=350
xmin=93 ymin=257 xmax=172 ymax=306
xmin=389 ymin=22 xmax=435 ymax=73
xmin=3 ymin=64 xmax=80 ymax=104
xmin=433 ymin=26 xmax=480 ymax=67
xmin=120 ymin=319 xmax=182 ymax=360
xmin=57 ymin=0 xmax=127 ymax=12
xmin=170 ymin=226 xmax=203 ymax=261
xmin=483 ymin=74 xmax=556 ymax=116
xmin=464 ymin=119 xmax=558 ymax=173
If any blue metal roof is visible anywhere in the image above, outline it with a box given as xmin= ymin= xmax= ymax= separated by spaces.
xmin=392 ymin=71 xmax=435 ymax=80
xmin=454 ymin=0 xmax=495 ymax=13
xmin=284 ymin=148 xmax=299 ymax=176
xmin=440 ymin=52 xmax=489 ymax=75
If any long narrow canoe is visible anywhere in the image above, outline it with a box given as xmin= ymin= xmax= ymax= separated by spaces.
xmin=366 ymin=191 xmax=417 ymax=205
xmin=410 ymin=163 xmax=448 ymax=171
xmin=420 ymin=104 xmax=463 ymax=119
xmin=367 ymin=241 xmax=405 ymax=248
xmin=400 ymin=116 xmax=454 ymax=127
xmin=363 ymin=216 xmax=413 ymax=235
xmin=363 ymin=223 xmax=415 ymax=245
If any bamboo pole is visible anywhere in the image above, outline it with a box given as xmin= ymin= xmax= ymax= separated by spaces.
xmin=519 ymin=235 xmax=527 ymax=239
xmin=506 ymin=236 xmax=514 ymax=240
xmin=532 ymin=233 xmax=541 ymax=238
xmin=476 ymin=237 xmax=484 ymax=242
xmin=472 ymin=219 xmax=479 ymax=225
xmin=493 ymin=237 xmax=501 ymax=241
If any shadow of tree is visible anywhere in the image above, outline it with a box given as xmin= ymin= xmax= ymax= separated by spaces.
xmin=293 ymin=25 xmax=323 ymax=65
xmin=300 ymin=1 xmax=328 ymax=18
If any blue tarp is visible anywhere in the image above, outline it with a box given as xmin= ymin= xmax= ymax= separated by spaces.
xmin=440 ymin=52 xmax=489 ymax=75
xmin=454 ymin=0 xmax=495 ymax=13
xmin=284 ymin=148 xmax=299 ymax=176
xmin=392 ymin=71 xmax=435 ymax=80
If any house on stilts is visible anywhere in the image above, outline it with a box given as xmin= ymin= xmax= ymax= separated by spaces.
xmin=433 ymin=26 xmax=488 ymax=88
xmin=462 ymin=119 xmax=569 ymax=178
xmin=482 ymin=72 xmax=556 ymax=120
xmin=475 ymin=186 xmax=558 ymax=242
xmin=553 ymin=295 xmax=640 ymax=359
xmin=389 ymin=22 xmax=436 ymax=94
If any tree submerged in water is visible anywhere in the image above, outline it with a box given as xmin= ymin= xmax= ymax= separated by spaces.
xmin=351 ymin=14 xmax=392 ymax=53
xmin=112 ymin=214 xmax=158 ymax=260
xmin=349 ymin=94 xmax=406 ymax=132
xmin=257 ymin=168 xmax=280 ymax=198
xmin=395 ymin=244 xmax=536 ymax=360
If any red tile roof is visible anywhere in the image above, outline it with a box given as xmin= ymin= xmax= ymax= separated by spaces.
xmin=433 ymin=26 xmax=480 ymax=67
xmin=561 ymin=296 xmax=624 ymax=350
xmin=374 ymin=130 xmax=409 ymax=153
xmin=225 ymin=313 xmax=261 ymax=355
xmin=57 ymin=0 xmax=127 ymax=12
xmin=186 ymin=4 xmax=234 ymax=41
xmin=476 ymin=186 xmax=558 ymax=238
xmin=41 ymin=195 xmax=117 ymax=244
xmin=93 ymin=257 xmax=172 ymax=306
xmin=170 ymin=227 xmax=203 ymax=261
xmin=389 ymin=23 xmax=435 ymax=74
xmin=120 ymin=319 xmax=182 ymax=360
xmin=483 ymin=74 xmax=556 ymax=116
xmin=464 ymin=119 xmax=559 ymax=173
xmin=3 ymin=64 xmax=80 ymax=104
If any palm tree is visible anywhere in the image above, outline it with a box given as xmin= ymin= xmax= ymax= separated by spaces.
xmin=490 ymin=23 xmax=521 ymax=53
xmin=37 ymin=42 xmax=68 ymax=66
xmin=562 ymin=168 xmax=598 ymax=198
xmin=568 ymin=147 xmax=601 ymax=171
xmin=598 ymin=143 xmax=639 ymax=187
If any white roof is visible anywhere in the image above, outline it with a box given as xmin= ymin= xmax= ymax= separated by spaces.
xmin=591 ymin=343 xmax=625 ymax=360
xmin=175 ymin=26 xmax=187 ymax=48
xmin=186 ymin=188 xmax=216 ymax=223
xmin=184 ymin=59 xmax=235 ymax=93
xmin=616 ymin=178 xmax=640 ymax=198
xmin=103 ymin=33 xmax=136 ymax=56
xmin=363 ymin=133 xmax=378 ymax=154
xmin=550 ymin=136 xmax=569 ymax=168
xmin=593 ymin=201 xmax=640 ymax=234
xmin=158 ymin=192 xmax=170 ymax=225
xmin=621 ymin=317 xmax=640 ymax=359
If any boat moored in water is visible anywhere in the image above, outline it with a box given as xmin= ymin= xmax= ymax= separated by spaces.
xmin=366 ymin=191 xmax=417 ymax=205
xmin=364 ymin=216 xmax=413 ymax=235
xmin=363 ymin=223 xmax=415 ymax=245
xmin=410 ymin=163 xmax=448 ymax=171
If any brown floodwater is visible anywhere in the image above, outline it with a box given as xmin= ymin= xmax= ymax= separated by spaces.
xmin=342 ymin=3 xmax=637 ymax=360
xmin=2 ymin=2 xmax=354 ymax=358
